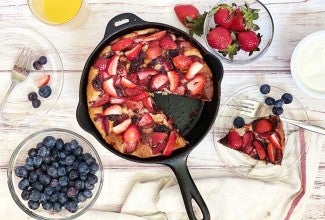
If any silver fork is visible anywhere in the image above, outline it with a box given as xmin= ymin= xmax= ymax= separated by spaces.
xmin=237 ymin=99 xmax=325 ymax=135
xmin=0 ymin=48 xmax=34 ymax=110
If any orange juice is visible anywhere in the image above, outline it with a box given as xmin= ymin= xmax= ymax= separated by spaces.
xmin=29 ymin=0 xmax=83 ymax=25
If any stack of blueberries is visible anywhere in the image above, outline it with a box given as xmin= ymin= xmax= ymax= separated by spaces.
xmin=14 ymin=136 xmax=99 ymax=213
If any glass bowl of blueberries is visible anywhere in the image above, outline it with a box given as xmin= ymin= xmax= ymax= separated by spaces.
xmin=7 ymin=128 xmax=103 ymax=219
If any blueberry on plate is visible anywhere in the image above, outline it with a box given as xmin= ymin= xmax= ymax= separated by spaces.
xmin=33 ymin=61 xmax=42 ymax=70
xmin=38 ymin=85 xmax=52 ymax=98
xmin=28 ymin=92 xmax=38 ymax=101
xmin=281 ymin=93 xmax=293 ymax=104
xmin=265 ymin=97 xmax=275 ymax=106
xmin=233 ymin=116 xmax=245 ymax=128
xmin=274 ymin=99 xmax=284 ymax=108
xmin=32 ymin=99 xmax=41 ymax=108
xmin=260 ymin=84 xmax=271 ymax=94
xmin=28 ymin=200 xmax=40 ymax=210
xmin=272 ymin=106 xmax=284 ymax=115
xmin=38 ymin=56 xmax=47 ymax=65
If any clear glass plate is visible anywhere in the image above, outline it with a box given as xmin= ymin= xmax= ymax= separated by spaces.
xmin=213 ymin=85 xmax=309 ymax=180
xmin=0 ymin=26 xmax=63 ymax=125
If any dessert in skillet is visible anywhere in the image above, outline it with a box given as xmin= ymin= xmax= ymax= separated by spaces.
xmin=87 ymin=28 xmax=214 ymax=158
xmin=219 ymin=115 xmax=285 ymax=165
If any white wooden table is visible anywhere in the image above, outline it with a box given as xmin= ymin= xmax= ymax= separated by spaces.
xmin=0 ymin=0 xmax=324 ymax=219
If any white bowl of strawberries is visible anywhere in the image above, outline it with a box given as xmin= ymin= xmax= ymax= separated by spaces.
xmin=203 ymin=0 xmax=274 ymax=64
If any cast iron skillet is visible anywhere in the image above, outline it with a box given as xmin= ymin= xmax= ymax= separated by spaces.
xmin=76 ymin=13 xmax=223 ymax=220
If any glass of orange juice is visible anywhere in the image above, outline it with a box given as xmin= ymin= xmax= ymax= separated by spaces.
xmin=27 ymin=0 xmax=88 ymax=27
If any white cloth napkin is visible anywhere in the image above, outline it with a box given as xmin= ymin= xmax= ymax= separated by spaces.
xmin=80 ymin=129 xmax=324 ymax=220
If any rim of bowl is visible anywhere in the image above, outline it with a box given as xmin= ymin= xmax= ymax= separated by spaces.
xmin=290 ymin=30 xmax=325 ymax=99
xmin=7 ymin=128 xmax=104 ymax=220
xmin=203 ymin=0 xmax=274 ymax=65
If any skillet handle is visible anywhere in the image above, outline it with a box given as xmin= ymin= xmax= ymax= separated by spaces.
xmin=165 ymin=155 xmax=210 ymax=220
xmin=104 ymin=13 xmax=147 ymax=39
xmin=76 ymin=100 xmax=93 ymax=133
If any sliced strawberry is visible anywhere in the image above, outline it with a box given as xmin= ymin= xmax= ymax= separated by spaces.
xmin=137 ymin=69 xmax=159 ymax=80
xmin=110 ymin=97 xmax=127 ymax=104
xmin=125 ymin=100 xmax=143 ymax=111
xmin=124 ymin=87 xmax=145 ymax=96
xmin=150 ymin=74 xmax=169 ymax=91
xmin=242 ymin=131 xmax=253 ymax=149
xmin=160 ymin=36 xmax=177 ymax=50
xmin=186 ymin=74 xmax=206 ymax=96
xmin=152 ymin=141 xmax=167 ymax=155
xmin=267 ymin=142 xmax=276 ymax=164
xmin=99 ymin=71 xmax=109 ymax=80
xmin=228 ymin=130 xmax=243 ymax=149
xmin=185 ymin=62 xmax=203 ymax=80
xmin=120 ymin=77 xmax=137 ymax=88
xmin=125 ymin=44 xmax=143 ymax=61
xmin=148 ymin=40 xmax=160 ymax=48
xmin=253 ymin=141 xmax=266 ymax=160
xmin=112 ymin=118 xmax=132 ymax=134
xmin=172 ymin=55 xmax=192 ymax=70
xmin=136 ymin=30 xmax=166 ymax=42
xmin=259 ymin=131 xmax=273 ymax=139
xmin=167 ymin=70 xmax=179 ymax=92
xmin=142 ymin=97 xmax=155 ymax=113
xmin=111 ymin=38 xmax=134 ymax=51
xmin=103 ymin=105 xmax=122 ymax=116
xmin=254 ymin=119 xmax=273 ymax=134
xmin=243 ymin=144 xmax=254 ymax=154
xmin=103 ymin=78 xmax=118 ymax=97
xmin=146 ymin=46 xmax=162 ymax=60
xmin=127 ymin=74 xmax=139 ymax=84
xmin=175 ymin=85 xmax=186 ymax=95
xmin=131 ymin=92 xmax=150 ymax=101
xmin=269 ymin=132 xmax=282 ymax=150
xmin=90 ymin=93 xmax=110 ymax=107
xmin=163 ymin=131 xmax=177 ymax=156
xmin=94 ymin=57 xmax=110 ymax=72
xmin=34 ymin=74 xmax=50 ymax=88
xmin=117 ymin=65 xmax=128 ymax=77
xmin=107 ymin=55 xmax=119 ymax=76
xmin=151 ymin=132 xmax=168 ymax=145
xmin=123 ymin=124 xmax=141 ymax=152
xmin=138 ymin=113 xmax=154 ymax=128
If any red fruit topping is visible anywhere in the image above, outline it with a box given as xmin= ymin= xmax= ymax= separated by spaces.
xmin=160 ymin=36 xmax=177 ymax=50
xmin=237 ymin=31 xmax=260 ymax=52
xmin=107 ymin=55 xmax=119 ymax=76
xmin=228 ymin=130 xmax=243 ymax=149
xmin=110 ymin=97 xmax=127 ymax=104
xmin=185 ymin=61 xmax=203 ymax=80
xmin=103 ymin=78 xmax=118 ymax=97
xmin=259 ymin=131 xmax=273 ymax=139
xmin=123 ymin=124 xmax=141 ymax=149
xmin=150 ymin=74 xmax=169 ymax=91
xmin=127 ymin=74 xmax=139 ymax=84
xmin=253 ymin=141 xmax=266 ymax=160
xmin=174 ymin=4 xmax=199 ymax=26
xmin=175 ymin=85 xmax=186 ymax=95
xmin=151 ymin=132 xmax=168 ymax=146
xmin=125 ymin=100 xmax=143 ymax=111
xmin=243 ymin=144 xmax=254 ymax=154
xmin=124 ymin=87 xmax=145 ymax=96
xmin=148 ymin=40 xmax=160 ymax=48
xmin=120 ymin=77 xmax=137 ymax=88
xmin=207 ymin=27 xmax=232 ymax=50
xmin=90 ymin=93 xmax=110 ymax=107
xmin=267 ymin=142 xmax=276 ymax=163
xmin=125 ymin=44 xmax=143 ymax=61
xmin=130 ymin=92 xmax=150 ymax=101
xmin=172 ymin=55 xmax=192 ymax=70
xmin=163 ymin=131 xmax=177 ymax=156
xmin=214 ymin=6 xmax=233 ymax=29
xmin=230 ymin=9 xmax=245 ymax=31
xmin=254 ymin=119 xmax=273 ymax=134
xmin=111 ymin=38 xmax=134 ymax=51
xmin=34 ymin=74 xmax=50 ymax=88
xmin=146 ymin=46 xmax=162 ymax=60
xmin=137 ymin=30 xmax=166 ymax=42
xmin=242 ymin=131 xmax=253 ymax=149
xmin=103 ymin=105 xmax=122 ymax=116
xmin=142 ymin=97 xmax=155 ymax=113
xmin=94 ymin=58 xmax=109 ymax=72
xmin=112 ymin=118 xmax=132 ymax=134
xmin=137 ymin=69 xmax=159 ymax=80
xmin=186 ymin=74 xmax=206 ymax=96
xmin=167 ymin=70 xmax=180 ymax=92
xmin=269 ymin=132 xmax=282 ymax=150
xmin=138 ymin=113 xmax=154 ymax=128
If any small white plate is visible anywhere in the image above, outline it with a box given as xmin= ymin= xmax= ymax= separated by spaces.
xmin=290 ymin=31 xmax=325 ymax=99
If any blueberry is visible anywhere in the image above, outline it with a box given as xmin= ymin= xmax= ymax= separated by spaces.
xmin=43 ymin=156 xmax=51 ymax=164
xmin=47 ymin=166 xmax=58 ymax=178
xmin=36 ymin=142 xmax=44 ymax=149
xmin=39 ymin=174 xmax=51 ymax=185
xmin=83 ymin=190 xmax=93 ymax=198
xmin=38 ymin=56 xmax=47 ymax=65
xmin=64 ymin=142 xmax=72 ymax=152
xmin=274 ymin=99 xmax=284 ymax=107
xmin=73 ymin=146 xmax=83 ymax=155
xmin=44 ymin=186 xmax=54 ymax=196
xmin=67 ymin=187 xmax=79 ymax=198
xmin=79 ymin=175 xmax=88 ymax=181
xmin=90 ymin=162 xmax=99 ymax=174
xmin=21 ymin=189 xmax=31 ymax=201
xmin=18 ymin=178 xmax=30 ymax=190
xmin=43 ymin=136 xmax=56 ymax=148
xmin=38 ymin=146 xmax=50 ymax=157
xmin=38 ymin=85 xmax=52 ymax=98
xmin=59 ymin=176 xmax=69 ymax=186
xmin=28 ymin=171 xmax=38 ymax=182
xmin=78 ymin=162 xmax=89 ymax=175
xmin=75 ymin=179 xmax=85 ymax=190
xmin=33 ymin=156 xmax=43 ymax=167
xmin=31 ymin=181 xmax=44 ymax=191
xmin=260 ymin=84 xmax=271 ymax=94
xmin=65 ymin=155 xmax=75 ymax=166
xmin=70 ymin=140 xmax=79 ymax=150
xmin=55 ymin=138 xmax=64 ymax=150
xmin=65 ymin=201 xmax=78 ymax=213
xmin=265 ymin=97 xmax=275 ymax=106
xmin=282 ymin=93 xmax=293 ymax=104
xmin=53 ymin=202 xmax=62 ymax=212
xmin=39 ymin=192 xmax=48 ymax=202
xmin=233 ymin=116 xmax=245 ymax=128
xmin=26 ymin=157 xmax=34 ymax=167
xmin=50 ymin=179 xmax=59 ymax=188
xmin=32 ymin=99 xmax=41 ymax=108
xmin=29 ymin=189 xmax=41 ymax=202
xmin=69 ymin=169 xmax=79 ymax=180
xmin=41 ymin=163 xmax=49 ymax=172
xmin=42 ymin=202 xmax=53 ymax=211
xmin=61 ymin=186 xmax=69 ymax=193
xmin=57 ymin=166 xmax=66 ymax=176
xmin=28 ymin=200 xmax=40 ymax=210
xmin=87 ymin=174 xmax=98 ymax=185
xmin=58 ymin=192 xmax=68 ymax=204
xmin=28 ymin=148 xmax=38 ymax=157
xmin=33 ymin=61 xmax=42 ymax=70
xmin=15 ymin=166 xmax=28 ymax=178
xmin=77 ymin=192 xmax=86 ymax=202
xmin=50 ymin=192 xmax=59 ymax=202
xmin=84 ymin=182 xmax=94 ymax=190
xmin=59 ymin=151 xmax=67 ymax=160
xmin=272 ymin=107 xmax=284 ymax=115
xmin=28 ymin=92 xmax=38 ymax=101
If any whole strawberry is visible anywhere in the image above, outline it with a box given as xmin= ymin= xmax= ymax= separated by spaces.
xmin=213 ymin=4 xmax=233 ymax=29
xmin=230 ymin=8 xmax=245 ymax=31
xmin=237 ymin=31 xmax=261 ymax=52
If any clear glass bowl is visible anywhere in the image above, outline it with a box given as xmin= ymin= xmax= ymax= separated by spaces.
xmin=203 ymin=0 xmax=274 ymax=65
xmin=213 ymin=85 xmax=309 ymax=180
xmin=7 ymin=128 xmax=103 ymax=219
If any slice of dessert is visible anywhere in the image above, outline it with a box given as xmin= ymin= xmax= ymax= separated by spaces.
xmin=219 ymin=115 xmax=285 ymax=165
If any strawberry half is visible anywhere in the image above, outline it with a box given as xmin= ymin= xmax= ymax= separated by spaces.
xmin=163 ymin=131 xmax=177 ymax=156
xmin=94 ymin=57 xmax=110 ymax=72
xmin=124 ymin=87 xmax=145 ymax=96
xmin=142 ymin=97 xmax=155 ymax=113
xmin=228 ymin=130 xmax=243 ymax=149
xmin=242 ymin=131 xmax=253 ymax=149
xmin=167 ymin=70 xmax=180 ymax=92
xmin=254 ymin=119 xmax=273 ymax=134
xmin=136 ymin=31 xmax=166 ymax=42
xmin=138 ymin=113 xmax=154 ymax=128
xmin=172 ymin=55 xmax=192 ymax=70
xmin=146 ymin=46 xmax=162 ymax=60
xmin=123 ymin=124 xmax=141 ymax=153
xmin=120 ymin=77 xmax=137 ymax=88
xmin=110 ymin=97 xmax=127 ymax=104
xmin=151 ymin=132 xmax=168 ymax=146
xmin=186 ymin=74 xmax=206 ymax=96
xmin=34 ymin=75 xmax=50 ymax=88
xmin=103 ymin=78 xmax=118 ymax=97
xmin=107 ymin=55 xmax=119 ymax=76
xmin=253 ymin=141 xmax=266 ymax=160
xmin=125 ymin=44 xmax=143 ymax=61
xmin=185 ymin=61 xmax=203 ymax=80
xmin=159 ymin=36 xmax=177 ymax=50
xmin=103 ymin=105 xmax=122 ymax=116
xmin=137 ymin=69 xmax=159 ymax=80
xmin=90 ymin=93 xmax=110 ymax=107
xmin=150 ymin=74 xmax=169 ymax=91
xmin=267 ymin=142 xmax=276 ymax=164
xmin=111 ymin=38 xmax=134 ymax=51
xmin=112 ymin=118 xmax=132 ymax=134
xmin=268 ymin=132 xmax=282 ymax=150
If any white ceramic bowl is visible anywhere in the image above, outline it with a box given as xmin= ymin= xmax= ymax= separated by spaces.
xmin=290 ymin=31 xmax=325 ymax=99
